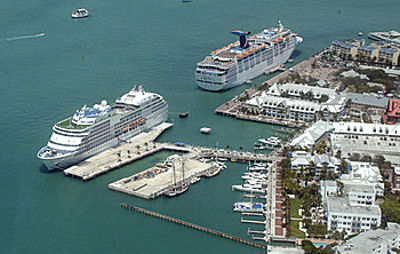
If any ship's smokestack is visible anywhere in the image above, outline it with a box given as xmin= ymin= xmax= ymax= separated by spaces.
xmin=231 ymin=30 xmax=251 ymax=48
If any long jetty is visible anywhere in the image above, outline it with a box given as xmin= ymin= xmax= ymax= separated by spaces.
xmin=120 ymin=203 xmax=266 ymax=250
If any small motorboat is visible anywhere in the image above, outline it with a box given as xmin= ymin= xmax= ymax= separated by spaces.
xmin=179 ymin=112 xmax=189 ymax=118
xmin=190 ymin=176 xmax=201 ymax=184
xmin=358 ymin=32 xmax=364 ymax=36
xmin=204 ymin=166 xmax=221 ymax=178
xmin=232 ymin=183 xmax=265 ymax=194
xmin=72 ymin=8 xmax=90 ymax=18
xmin=200 ymin=127 xmax=211 ymax=134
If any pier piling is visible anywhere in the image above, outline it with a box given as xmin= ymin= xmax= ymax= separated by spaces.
xmin=120 ymin=203 xmax=266 ymax=249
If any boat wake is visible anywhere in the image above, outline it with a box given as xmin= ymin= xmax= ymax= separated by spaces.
xmin=1 ymin=32 xmax=45 ymax=42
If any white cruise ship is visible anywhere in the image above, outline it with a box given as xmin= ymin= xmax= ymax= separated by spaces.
xmin=37 ymin=85 xmax=168 ymax=170
xmin=195 ymin=21 xmax=302 ymax=91
xmin=368 ymin=30 xmax=400 ymax=46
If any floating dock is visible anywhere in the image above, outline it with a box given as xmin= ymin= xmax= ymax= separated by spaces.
xmin=121 ymin=203 xmax=266 ymax=250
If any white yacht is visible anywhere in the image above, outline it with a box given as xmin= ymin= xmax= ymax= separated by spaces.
xmin=195 ymin=21 xmax=302 ymax=91
xmin=72 ymin=8 xmax=90 ymax=18
xmin=258 ymin=136 xmax=281 ymax=146
xmin=37 ymin=85 xmax=168 ymax=170
xmin=233 ymin=202 xmax=264 ymax=213
xmin=232 ymin=183 xmax=265 ymax=194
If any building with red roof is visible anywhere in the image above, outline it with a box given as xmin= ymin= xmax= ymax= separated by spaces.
xmin=383 ymin=99 xmax=400 ymax=124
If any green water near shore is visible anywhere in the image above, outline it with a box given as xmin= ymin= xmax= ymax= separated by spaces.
xmin=1 ymin=0 xmax=399 ymax=253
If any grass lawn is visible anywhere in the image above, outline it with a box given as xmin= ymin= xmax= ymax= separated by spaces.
xmin=290 ymin=220 xmax=305 ymax=239
xmin=290 ymin=198 xmax=302 ymax=218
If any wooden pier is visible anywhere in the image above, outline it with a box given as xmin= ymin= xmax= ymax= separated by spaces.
xmin=120 ymin=203 xmax=266 ymax=250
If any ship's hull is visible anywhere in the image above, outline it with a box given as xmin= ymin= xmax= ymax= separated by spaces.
xmin=38 ymin=107 xmax=168 ymax=171
xmin=196 ymin=45 xmax=296 ymax=91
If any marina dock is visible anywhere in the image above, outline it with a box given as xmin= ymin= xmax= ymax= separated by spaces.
xmin=121 ymin=203 xmax=266 ymax=250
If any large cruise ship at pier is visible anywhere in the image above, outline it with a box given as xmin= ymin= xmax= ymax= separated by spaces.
xmin=195 ymin=21 xmax=303 ymax=91
xmin=37 ymin=85 xmax=168 ymax=170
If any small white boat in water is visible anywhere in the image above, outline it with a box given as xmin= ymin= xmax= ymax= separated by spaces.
xmin=200 ymin=127 xmax=211 ymax=134
xmin=233 ymin=202 xmax=264 ymax=212
xmin=248 ymin=166 xmax=267 ymax=171
xmin=232 ymin=184 xmax=265 ymax=194
xmin=258 ymin=136 xmax=281 ymax=146
xmin=190 ymin=176 xmax=201 ymax=184
xmin=72 ymin=8 xmax=90 ymax=18
xmin=241 ymin=173 xmax=267 ymax=180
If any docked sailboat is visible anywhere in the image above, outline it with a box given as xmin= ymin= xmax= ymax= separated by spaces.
xmin=165 ymin=159 xmax=190 ymax=197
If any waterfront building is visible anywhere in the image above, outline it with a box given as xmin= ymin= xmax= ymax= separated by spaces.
xmin=330 ymin=40 xmax=361 ymax=58
xmin=378 ymin=47 xmax=400 ymax=66
xmin=331 ymin=38 xmax=400 ymax=66
xmin=357 ymin=45 xmax=379 ymax=61
xmin=245 ymin=84 xmax=346 ymax=123
xmin=266 ymin=83 xmax=337 ymax=100
xmin=335 ymin=222 xmax=400 ymax=254
xmin=383 ymin=99 xmax=400 ymax=124
xmin=290 ymin=120 xmax=332 ymax=149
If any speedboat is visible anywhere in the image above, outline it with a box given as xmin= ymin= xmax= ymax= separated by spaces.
xmin=232 ymin=184 xmax=265 ymax=194
xmin=233 ymin=202 xmax=264 ymax=212
xmin=258 ymin=136 xmax=281 ymax=146
xmin=72 ymin=8 xmax=90 ymax=19
xmin=241 ymin=174 xmax=267 ymax=181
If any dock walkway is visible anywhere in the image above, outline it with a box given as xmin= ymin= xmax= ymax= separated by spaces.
xmin=121 ymin=203 xmax=266 ymax=250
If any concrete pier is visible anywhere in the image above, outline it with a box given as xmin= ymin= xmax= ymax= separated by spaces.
xmin=109 ymin=158 xmax=218 ymax=199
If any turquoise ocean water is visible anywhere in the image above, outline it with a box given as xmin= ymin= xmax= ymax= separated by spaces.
xmin=1 ymin=0 xmax=399 ymax=253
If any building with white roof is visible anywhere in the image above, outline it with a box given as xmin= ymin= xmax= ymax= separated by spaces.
xmin=290 ymin=120 xmax=332 ymax=149
xmin=266 ymin=83 xmax=337 ymax=99
xmin=290 ymin=151 xmax=340 ymax=176
xmin=335 ymin=222 xmax=400 ymax=254
xmin=330 ymin=122 xmax=400 ymax=165
xmin=341 ymin=161 xmax=384 ymax=196
xmin=245 ymin=84 xmax=347 ymax=122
